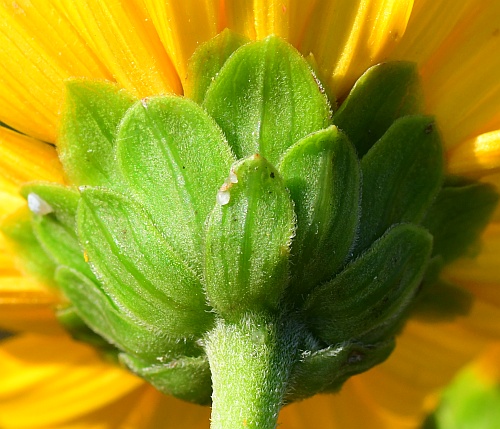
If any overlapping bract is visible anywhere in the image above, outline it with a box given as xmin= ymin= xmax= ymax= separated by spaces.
xmin=2 ymin=34 xmax=497 ymax=405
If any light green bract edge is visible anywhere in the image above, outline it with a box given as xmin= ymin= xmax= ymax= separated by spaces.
xmin=1 ymin=30 xmax=498 ymax=429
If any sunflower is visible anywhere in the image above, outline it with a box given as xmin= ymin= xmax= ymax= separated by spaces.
xmin=1 ymin=0 xmax=500 ymax=428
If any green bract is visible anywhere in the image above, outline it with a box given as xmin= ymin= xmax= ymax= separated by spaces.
xmin=279 ymin=126 xmax=360 ymax=299
xmin=203 ymin=35 xmax=331 ymax=165
xmin=205 ymin=154 xmax=295 ymax=320
xmin=2 ymin=33 xmax=498 ymax=428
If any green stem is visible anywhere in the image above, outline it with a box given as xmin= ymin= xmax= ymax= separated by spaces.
xmin=205 ymin=312 xmax=300 ymax=429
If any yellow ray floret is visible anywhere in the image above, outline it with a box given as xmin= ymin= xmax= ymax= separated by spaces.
xmin=0 ymin=128 xmax=66 ymax=332
xmin=394 ymin=0 xmax=500 ymax=149
xmin=0 ymin=0 xmax=112 ymax=143
xmin=223 ymin=0 xmax=318 ymax=46
xmin=462 ymin=298 xmax=500 ymax=340
xmin=0 ymin=227 xmax=61 ymax=335
xmin=54 ymin=0 xmax=182 ymax=97
xmin=0 ymin=1 xmax=498 ymax=427
xmin=225 ymin=0 xmax=319 ymax=47
xmin=355 ymin=318 xmax=491 ymax=418
xmin=0 ymin=334 xmax=145 ymax=428
xmin=280 ymin=374 xmax=420 ymax=429
xmin=142 ymin=0 xmax=220 ymax=84
xmin=0 ymin=127 xmax=65 ymax=195
xmin=443 ymin=222 xmax=500 ymax=308
xmin=448 ymin=130 xmax=500 ymax=177
xmin=473 ymin=343 xmax=500 ymax=384
xmin=0 ymin=334 xmax=212 ymax=429
xmin=299 ymin=0 xmax=413 ymax=98
xmin=0 ymin=277 xmax=63 ymax=334
xmin=223 ymin=0 xmax=257 ymax=40
xmin=392 ymin=0 xmax=480 ymax=65
xmin=0 ymin=127 xmax=65 ymax=223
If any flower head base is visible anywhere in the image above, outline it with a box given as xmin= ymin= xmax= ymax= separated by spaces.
xmin=1 ymin=32 xmax=498 ymax=428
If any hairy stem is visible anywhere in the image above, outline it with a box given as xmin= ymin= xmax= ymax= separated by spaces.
xmin=206 ymin=312 xmax=301 ymax=429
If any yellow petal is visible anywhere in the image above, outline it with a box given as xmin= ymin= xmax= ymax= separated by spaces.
xmin=223 ymin=1 xmax=319 ymax=46
xmin=472 ymin=343 xmax=500 ymax=383
xmin=299 ymin=0 xmax=414 ymax=98
xmin=0 ymin=128 xmax=66 ymax=333
xmin=0 ymin=275 xmax=59 ymax=305
xmin=0 ymin=0 xmax=112 ymax=142
xmin=252 ymin=0 xmax=291 ymax=40
xmin=461 ymin=298 xmax=500 ymax=340
xmin=280 ymin=384 xmax=418 ymax=429
xmin=0 ymin=334 xmax=210 ymax=429
xmin=225 ymin=0 xmax=310 ymax=41
xmin=393 ymin=0 xmax=500 ymax=149
xmin=222 ymin=1 xmax=257 ymax=40
xmin=351 ymin=318 xmax=490 ymax=420
xmin=0 ymin=298 xmax=64 ymax=335
xmin=0 ymin=233 xmax=63 ymax=334
xmin=142 ymin=0 xmax=220 ymax=84
xmin=46 ymin=385 xmax=160 ymax=429
xmin=54 ymin=0 xmax=182 ymax=98
xmin=442 ymin=222 xmax=500 ymax=307
xmin=0 ymin=234 xmax=17 ymax=276
xmin=392 ymin=0 xmax=480 ymax=65
xmin=0 ymin=185 xmax=25 ymax=221
xmin=0 ymin=127 xmax=65 ymax=223
xmin=0 ymin=239 xmax=64 ymax=334
xmin=284 ymin=1 xmax=325 ymax=47
xmin=121 ymin=385 xmax=210 ymax=429
xmin=0 ymin=334 xmax=144 ymax=428
xmin=45 ymin=385 xmax=210 ymax=429
xmin=447 ymin=130 xmax=500 ymax=177
xmin=0 ymin=127 xmax=65 ymax=189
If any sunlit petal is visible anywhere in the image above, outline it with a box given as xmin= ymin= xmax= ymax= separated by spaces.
xmin=120 ymin=386 xmax=210 ymax=429
xmin=0 ymin=233 xmax=16 ymax=276
xmin=473 ymin=343 xmax=500 ymax=383
xmin=0 ymin=279 xmax=63 ymax=334
xmin=253 ymin=0 xmax=291 ymax=40
xmin=448 ymin=130 xmax=500 ymax=177
xmin=0 ymin=0 xmax=112 ymax=142
xmin=0 ymin=334 xmax=144 ymax=429
xmin=0 ymin=127 xmax=65 ymax=233
xmin=54 ymin=0 xmax=182 ymax=97
xmin=17 ymin=384 xmax=211 ymax=429
xmin=0 ymin=221 xmax=63 ymax=334
xmin=222 ymin=0 xmax=256 ymax=40
xmin=393 ymin=0 xmax=500 ymax=149
xmin=0 ymin=275 xmax=59 ymax=306
xmin=204 ymin=0 xmax=322 ymax=49
xmin=392 ymin=0 xmax=479 ymax=64
xmin=142 ymin=0 xmax=220 ymax=84
xmin=352 ymin=318 xmax=490 ymax=420
xmin=0 ymin=127 xmax=64 ymax=191
xmin=0 ymin=184 xmax=25 ymax=221
xmin=299 ymin=0 xmax=413 ymax=98
xmin=0 ymin=128 xmax=66 ymax=333
xmin=280 ymin=376 xmax=419 ymax=429
xmin=442 ymin=222 xmax=500 ymax=307
xmin=223 ymin=1 xmax=319 ymax=46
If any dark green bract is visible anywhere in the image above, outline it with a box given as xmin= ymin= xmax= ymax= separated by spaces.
xmin=2 ymin=33 xmax=498 ymax=417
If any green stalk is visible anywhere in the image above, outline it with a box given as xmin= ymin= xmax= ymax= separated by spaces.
xmin=206 ymin=312 xmax=301 ymax=429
